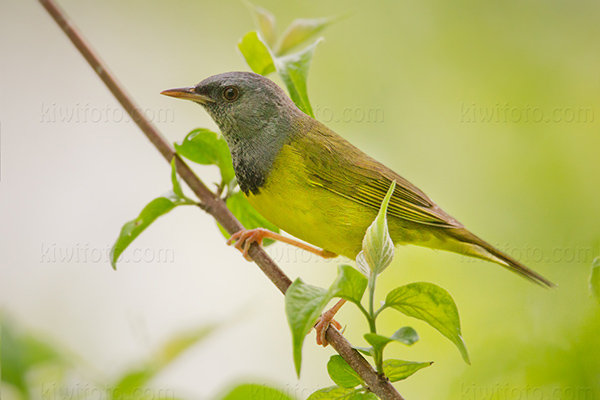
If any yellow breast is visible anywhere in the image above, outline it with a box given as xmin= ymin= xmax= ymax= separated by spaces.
xmin=244 ymin=144 xmax=377 ymax=259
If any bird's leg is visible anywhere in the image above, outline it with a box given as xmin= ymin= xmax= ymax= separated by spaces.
xmin=226 ymin=228 xmax=337 ymax=261
xmin=314 ymin=299 xmax=347 ymax=346
xmin=227 ymin=228 xmax=344 ymax=345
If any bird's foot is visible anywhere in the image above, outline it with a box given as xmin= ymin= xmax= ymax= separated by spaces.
xmin=313 ymin=299 xmax=347 ymax=346
xmin=314 ymin=311 xmax=343 ymax=347
xmin=227 ymin=228 xmax=338 ymax=261
xmin=227 ymin=228 xmax=270 ymax=261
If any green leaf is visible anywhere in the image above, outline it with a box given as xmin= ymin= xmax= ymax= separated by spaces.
xmin=358 ymin=181 xmax=396 ymax=276
xmin=276 ymin=16 xmax=338 ymax=55
xmin=217 ymin=191 xmax=279 ymax=245
xmin=327 ymin=355 xmax=362 ymax=389
xmin=329 ymin=265 xmax=368 ymax=304
xmin=390 ymin=326 xmax=419 ymax=345
xmin=111 ymin=155 xmax=197 ymax=271
xmin=285 ymin=278 xmax=331 ymax=377
xmin=245 ymin=2 xmax=277 ymax=48
xmin=174 ymin=128 xmax=235 ymax=186
xmin=114 ymin=325 xmax=217 ymax=396
xmin=308 ymin=387 xmax=375 ymax=400
xmin=113 ymin=369 xmax=156 ymax=398
xmin=352 ymin=346 xmax=375 ymax=357
xmin=156 ymin=325 xmax=217 ymax=365
xmin=363 ymin=327 xmax=417 ymax=356
xmin=591 ymin=257 xmax=600 ymax=305
xmin=285 ymin=266 xmax=369 ymax=377
xmin=384 ymin=282 xmax=470 ymax=364
xmin=274 ymin=38 xmax=322 ymax=117
xmin=382 ymin=359 xmax=433 ymax=382
xmin=170 ymin=158 xmax=196 ymax=204
xmin=0 ymin=320 xmax=65 ymax=397
xmin=220 ymin=383 xmax=297 ymax=400
xmin=363 ymin=333 xmax=392 ymax=354
xmin=357 ymin=393 xmax=379 ymax=400
xmin=110 ymin=194 xmax=187 ymax=270
xmin=170 ymin=157 xmax=185 ymax=199
xmin=238 ymin=31 xmax=276 ymax=76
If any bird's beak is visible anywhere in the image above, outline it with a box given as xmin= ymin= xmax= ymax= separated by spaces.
xmin=160 ymin=86 xmax=214 ymax=104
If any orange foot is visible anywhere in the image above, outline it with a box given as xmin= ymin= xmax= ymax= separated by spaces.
xmin=314 ymin=314 xmax=343 ymax=347
xmin=226 ymin=228 xmax=270 ymax=261
xmin=227 ymin=228 xmax=338 ymax=261
xmin=314 ymin=299 xmax=347 ymax=346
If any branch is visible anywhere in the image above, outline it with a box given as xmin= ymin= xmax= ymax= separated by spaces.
xmin=38 ymin=1 xmax=405 ymax=398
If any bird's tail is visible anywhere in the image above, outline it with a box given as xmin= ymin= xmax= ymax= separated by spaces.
xmin=447 ymin=229 xmax=555 ymax=288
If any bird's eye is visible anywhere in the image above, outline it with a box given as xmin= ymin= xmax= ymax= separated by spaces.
xmin=222 ymin=86 xmax=239 ymax=101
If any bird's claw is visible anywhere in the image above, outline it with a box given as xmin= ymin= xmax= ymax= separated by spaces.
xmin=313 ymin=311 xmax=343 ymax=347
xmin=227 ymin=228 xmax=268 ymax=261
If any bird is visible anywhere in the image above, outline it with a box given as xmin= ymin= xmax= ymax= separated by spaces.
xmin=162 ymin=71 xmax=553 ymax=342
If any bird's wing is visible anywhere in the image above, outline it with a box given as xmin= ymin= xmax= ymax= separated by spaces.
xmin=294 ymin=125 xmax=462 ymax=228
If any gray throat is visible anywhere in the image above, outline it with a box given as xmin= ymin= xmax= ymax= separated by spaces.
xmin=221 ymin=116 xmax=298 ymax=196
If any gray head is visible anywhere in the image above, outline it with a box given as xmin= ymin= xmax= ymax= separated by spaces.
xmin=162 ymin=71 xmax=307 ymax=195
xmin=161 ymin=71 xmax=304 ymax=140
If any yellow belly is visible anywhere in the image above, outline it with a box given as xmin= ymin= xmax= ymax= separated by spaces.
xmin=244 ymin=144 xmax=377 ymax=258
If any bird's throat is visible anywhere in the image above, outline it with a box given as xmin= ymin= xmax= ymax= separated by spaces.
xmin=226 ymin=128 xmax=295 ymax=196
xmin=232 ymin=148 xmax=270 ymax=195
xmin=214 ymin=102 xmax=307 ymax=196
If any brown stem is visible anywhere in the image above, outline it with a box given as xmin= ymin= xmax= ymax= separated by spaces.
xmin=38 ymin=1 xmax=405 ymax=398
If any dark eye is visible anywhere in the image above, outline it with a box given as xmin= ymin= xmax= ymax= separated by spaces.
xmin=223 ymin=86 xmax=239 ymax=101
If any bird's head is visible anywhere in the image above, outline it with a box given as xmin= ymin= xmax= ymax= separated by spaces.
xmin=161 ymin=71 xmax=302 ymax=140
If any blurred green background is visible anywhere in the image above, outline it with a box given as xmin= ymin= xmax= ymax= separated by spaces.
xmin=1 ymin=0 xmax=599 ymax=399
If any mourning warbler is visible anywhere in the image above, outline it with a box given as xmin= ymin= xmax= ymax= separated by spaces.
xmin=162 ymin=71 xmax=553 ymax=288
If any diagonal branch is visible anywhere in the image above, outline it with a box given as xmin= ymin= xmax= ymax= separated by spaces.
xmin=38 ymin=1 xmax=405 ymax=399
